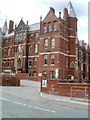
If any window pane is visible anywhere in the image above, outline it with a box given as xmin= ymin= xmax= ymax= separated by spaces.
xmin=44 ymin=39 xmax=48 ymax=49
xmin=35 ymin=32 xmax=39 ymax=38
xmin=30 ymin=33 xmax=34 ymax=40
xmin=51 ymin=55 xmax=54 ymax=65
xmin=33 ymin=71 xmax=37 ymax=76
xmin=8 ymin=48 xmax=10 ymax=55
xmin=48 ymin=25 xmax=52 ymax=32
xmin=23 ymin=32 xmax=26 ymax=40
xmin=43 ymin=26 xmax=46 ymax=33
xmin=35 ymin=44 xmax=38 ymax=53
xmin=50 ymin=71 xmax=55 ymax=79
xmin=53 ymin=24 xmax=57 ymax=31
xmin=29 ymin=45 xmax=32 ymax=53
xmin=51 ymin=38 xmax=55 ymax=48
xmin=28 ymin=58 xmax=32 ymax=66
xmin=44 ymin=55 xmax=47 ymax=65
xmin=34 ymin=57 xmax=37 ymax=66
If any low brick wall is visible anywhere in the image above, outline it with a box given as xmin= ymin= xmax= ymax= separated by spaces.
xmin=0 ymin=74 xmax=20 ymax=86
xmin=41 ymin=79 xmax=90 ymax=98
xmin=17 ymin=73 xmax=38 ymax=81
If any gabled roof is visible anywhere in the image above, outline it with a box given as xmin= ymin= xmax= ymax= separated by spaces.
xmin=67 ymin=1 xmax=77 ymax=18
xmin=43 ymin=7 xmax=57 ymax=22
xmin=16 ymin=19 xmax=27 ymax=32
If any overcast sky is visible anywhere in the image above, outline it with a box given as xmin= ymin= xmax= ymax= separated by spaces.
xmin=0 ymin=0 xmax=89 ymax=43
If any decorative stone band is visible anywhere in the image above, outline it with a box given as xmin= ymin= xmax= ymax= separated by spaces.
xmin=39 ymin=51 xmax=76 ymax=57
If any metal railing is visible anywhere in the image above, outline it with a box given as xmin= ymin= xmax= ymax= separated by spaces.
xmin=70 ymin=86 xmax=90 ymax=102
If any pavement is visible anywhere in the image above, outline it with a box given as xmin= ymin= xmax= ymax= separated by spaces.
xmin=40 ymin=92 xmax=89 ymax=105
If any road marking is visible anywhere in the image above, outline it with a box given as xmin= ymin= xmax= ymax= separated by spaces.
xmin=0 ymin=97 xmax=56 ymax=113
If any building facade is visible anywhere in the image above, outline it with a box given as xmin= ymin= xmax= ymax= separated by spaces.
xmin=77 ymin=40 xmax=90 ymax=82
xmin=2 ymin=2 xmax=90 ymax=82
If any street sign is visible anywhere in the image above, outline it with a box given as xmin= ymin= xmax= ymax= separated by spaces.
xmin=42 ymin=80 xmax=47 ymax=87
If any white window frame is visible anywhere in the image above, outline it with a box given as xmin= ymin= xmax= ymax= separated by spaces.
xmin=35 ymin=44 xmax=38 ymax=53
xmin=44 ymin=39 xmax=48 ymax=49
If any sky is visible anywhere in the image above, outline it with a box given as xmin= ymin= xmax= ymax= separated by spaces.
xmin=0 ymin=0 xmax=89 ymax=44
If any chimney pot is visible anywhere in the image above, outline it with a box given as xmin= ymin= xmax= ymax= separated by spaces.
xmin=59 ymin=12 xmax=61 ymax=18
xmin=40 ymin=16 xmax=42 ymax=22
xmin=27 ymin=20 xmax=28 ymax=25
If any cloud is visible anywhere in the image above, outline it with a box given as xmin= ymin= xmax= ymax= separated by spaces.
xmin=0 ymin=0 xmax=89 ymax=43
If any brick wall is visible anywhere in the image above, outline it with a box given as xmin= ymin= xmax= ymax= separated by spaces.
xmin=0 ymin=74 xmax=20 ymax=86
xmin=41 ymin=79 xmax=90 ymax=98
xmin=17 ymin=72 xmax=38 ymax=81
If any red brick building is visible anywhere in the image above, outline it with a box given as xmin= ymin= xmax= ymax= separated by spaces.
xmin=2 ymin=1 xmax=90 ymax=82
xmin=78 ymin=40 xmax=90 ymax=82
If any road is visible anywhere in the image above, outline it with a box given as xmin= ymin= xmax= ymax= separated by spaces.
xmin=0 ymin=80 xmax=89 ymax=118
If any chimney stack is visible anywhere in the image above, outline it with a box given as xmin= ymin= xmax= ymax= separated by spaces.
xmin=63 ymin=8 xmax=68 ymax=20
xmin=8 ymin=20 xmax=14 ymax=34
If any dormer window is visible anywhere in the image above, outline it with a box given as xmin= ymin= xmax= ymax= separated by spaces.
xmin=48 ymin=24 xmax=52 ymax=32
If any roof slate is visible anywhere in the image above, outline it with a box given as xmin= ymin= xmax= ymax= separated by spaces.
xmin=67 ymin=1 xmax=77 ymax=18
xmin=28 ymin=22 xmax=40 ymax=31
